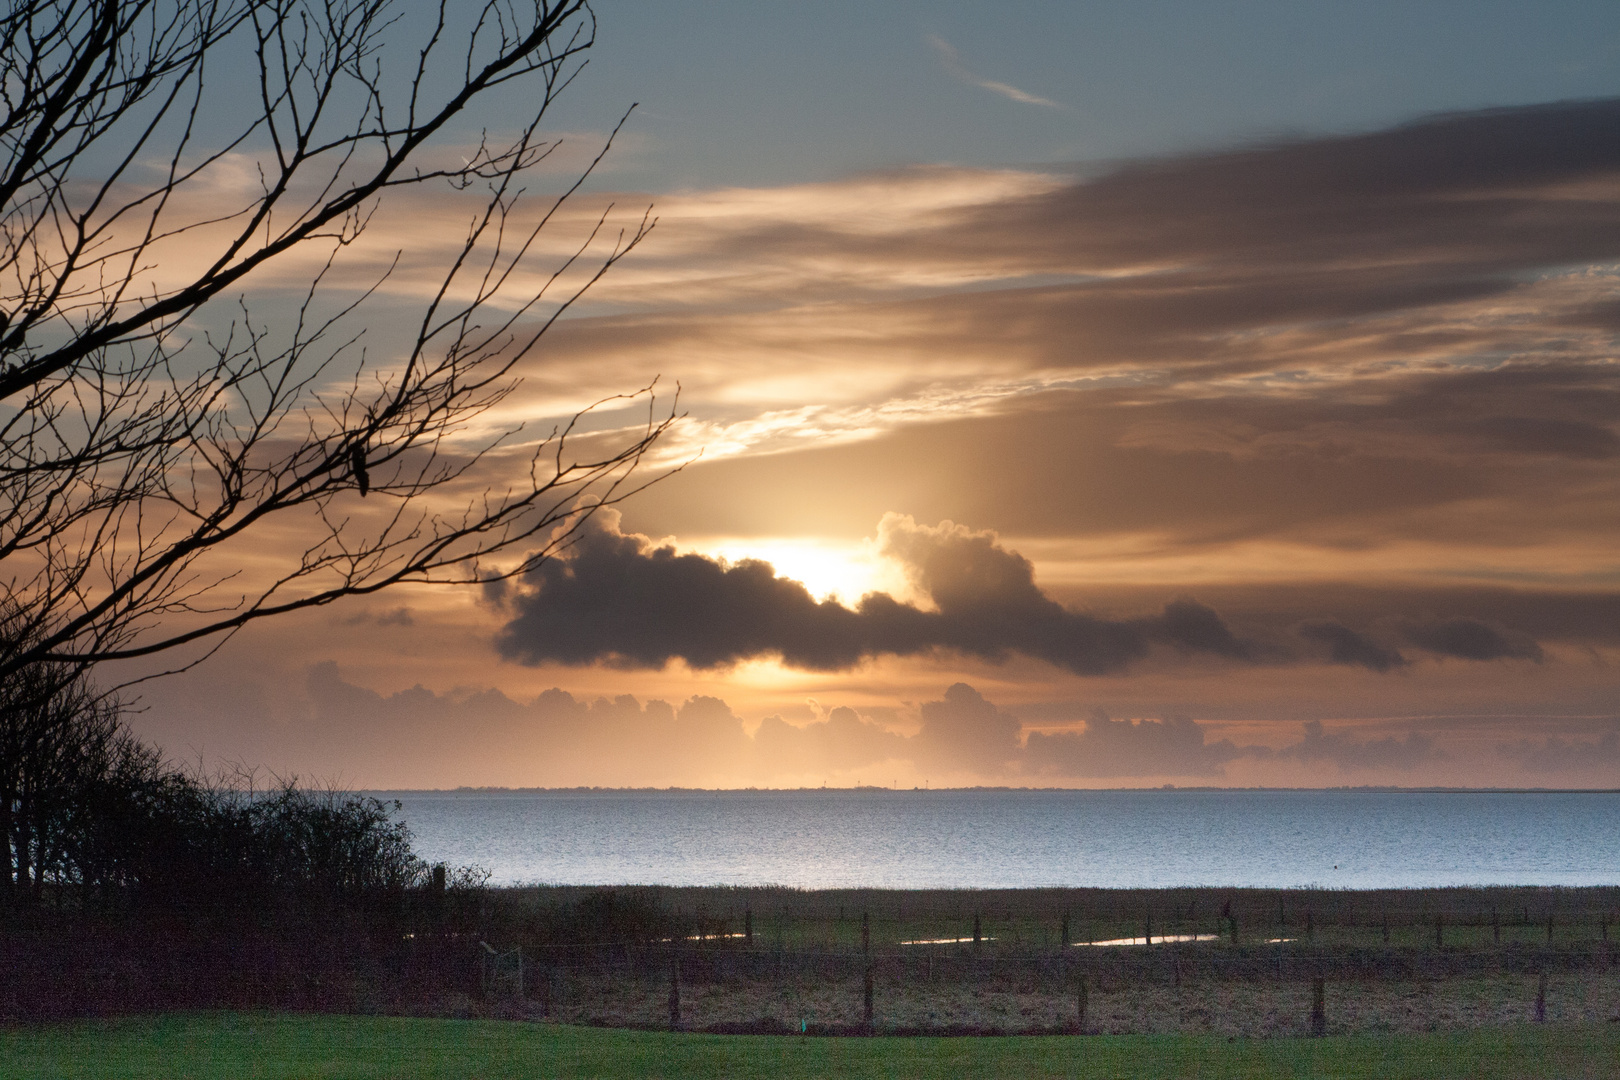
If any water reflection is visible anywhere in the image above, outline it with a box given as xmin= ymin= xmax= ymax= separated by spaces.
xmin=1075 ymin=933 xmax=1219 ymax=947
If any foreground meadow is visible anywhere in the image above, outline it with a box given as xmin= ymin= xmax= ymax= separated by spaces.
xmin=1 ymin=1013 xmax=1618 ymax=1080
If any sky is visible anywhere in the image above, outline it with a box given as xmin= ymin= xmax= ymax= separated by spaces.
xmin=125 ymin=0 xmax=1620 ymax=790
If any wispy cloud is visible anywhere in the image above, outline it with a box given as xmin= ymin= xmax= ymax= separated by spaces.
xmin=927 ymin=34 xmax=1063 ymax=109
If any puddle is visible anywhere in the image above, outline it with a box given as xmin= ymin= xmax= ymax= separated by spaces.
xmin=1073 ymin=933 xmax=1221 ymax=947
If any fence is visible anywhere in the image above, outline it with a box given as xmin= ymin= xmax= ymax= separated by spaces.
xmin=481 ymin=941 xmax=524 ymax=999
xmin=476 ymin=906 xmax=1620 ymax=1036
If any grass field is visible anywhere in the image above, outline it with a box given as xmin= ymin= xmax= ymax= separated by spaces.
xmin=1 ymin=1013 xmax=1617 ymax=1080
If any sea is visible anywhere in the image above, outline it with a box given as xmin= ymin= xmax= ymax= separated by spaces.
xmin=374 ymin=788 xmax=1620 ymax=891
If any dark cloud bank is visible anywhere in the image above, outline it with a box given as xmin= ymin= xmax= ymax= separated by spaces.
xmin=495 ymin=512 xmax=1545 ymax=676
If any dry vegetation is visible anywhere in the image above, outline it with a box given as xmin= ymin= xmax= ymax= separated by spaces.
xmin=494 ymin=965 xmax=1620 ymax=1037
xmin=454 ymin=884 xmax=1620 ymax=1037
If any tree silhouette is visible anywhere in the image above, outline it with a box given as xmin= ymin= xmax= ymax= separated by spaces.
xmin=0 ymin=0 xmax=672 ymax=688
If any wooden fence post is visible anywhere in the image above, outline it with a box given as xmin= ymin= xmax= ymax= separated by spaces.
xmin=1145 ymin=911 xmax=1153 ymax=946
xmin=862 ymin=911 xmax=873 ymax=1030
xmin=1535 ymin=973 xmax=1547 ymax=1023
xmin=668 ymin=949 xmax=681 ymax=1029
xmin=973 ymin=913 xmax=981 ymax=946
xmin=863 ymin=966 xmax=874 ymax=1029
xmin=745 ymin=907 xmax=753 ymax=947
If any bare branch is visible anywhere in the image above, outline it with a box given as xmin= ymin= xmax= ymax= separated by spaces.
xmin=0 ymin=0 xmax=674 ymax=684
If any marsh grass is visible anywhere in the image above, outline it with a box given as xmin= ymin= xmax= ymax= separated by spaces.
xmin=505 ymin=883 xmax=1620 ymax=955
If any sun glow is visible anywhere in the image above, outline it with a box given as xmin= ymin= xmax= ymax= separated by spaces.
xmin=693 ymin=537 xmax=911 ymax=606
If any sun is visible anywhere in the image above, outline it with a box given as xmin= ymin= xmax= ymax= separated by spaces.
xmin=694 ymin=537 xmax=910 ymax=606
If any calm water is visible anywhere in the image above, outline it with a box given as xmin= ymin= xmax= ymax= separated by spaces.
xmin=377 ymin=789 xmax=1620 ymax=890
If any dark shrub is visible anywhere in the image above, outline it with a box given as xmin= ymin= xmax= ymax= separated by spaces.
xmin=564 ymin=887 xmax=673 ymax=945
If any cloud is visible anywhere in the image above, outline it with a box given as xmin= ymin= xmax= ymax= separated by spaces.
xmin=961 ymin=98 xmax=1620 ymax=281
xmin=1024 ymin=710 xmax=1244 ymax=778
xmin=143 ymin=651 xmax=1620 ymax=787
xmin=1275 ymin=720 xmax=1444 ymax=772
xmin=1397 ymin=617 xmax=1543 ymax=662
xmin=1297 ymin=621 xmax=1407 ymax=672
xmin=342 ymin=606 xmax=414 ymax=627
xmin=281 ymin=99 xmax=1620 ymax=491
xmin=1451 ymin=416 xmax=1620 ymax=462
xmin=508 ymin=101 xmax=1620 ymax=647
xmin=495 ymin=511 xmax=1563 ymax=679
xmin=109 ymin=98 xmax=1620 ymax=791
xmin=210 ymin=665 xmax=1265 ymax=784
xmin=283 ymin=670 xmax=1266 ymax=784
xmin=292 ymin=662 xmax=753 ymax=787
xmin=1295 ymin=616 xmax=1543 ymax=670
xmin=927 ymin=35 xmax=1063 ymax=109
xmin=913 ymin=682 xmax=1023 ymax=771
xmin=1497 ymin=724 xmax=1620 ymax=774
xmin=494 ymin=510 xmax=869 ymax=671
xmin=494 ymin=509 xmax=1257 ymax=675
xmin=754 ymin=705 xmax=909 ymax=776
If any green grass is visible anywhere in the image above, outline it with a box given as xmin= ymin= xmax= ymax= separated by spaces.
xmin=0 ymin=1013 xmax=1616 ymax=1080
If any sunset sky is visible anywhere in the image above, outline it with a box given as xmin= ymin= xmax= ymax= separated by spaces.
xmin=126 ymin=1 xmax=1620 ymax=790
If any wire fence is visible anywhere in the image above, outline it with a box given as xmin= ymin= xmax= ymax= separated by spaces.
xmin=469 ymin=934 xmax=1617 ymax=1036
xmin=469 ymin=909 xmax=1620 ymax=1036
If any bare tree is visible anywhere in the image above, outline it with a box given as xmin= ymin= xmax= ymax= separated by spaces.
xmin=0 ymin=0 xmax=672 ymax=685
xmin=0 ymin=612 xmax=144 ymax=901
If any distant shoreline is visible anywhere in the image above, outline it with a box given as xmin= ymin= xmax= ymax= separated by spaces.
xmin=365 ymin=785 xmax=1620 ymax=796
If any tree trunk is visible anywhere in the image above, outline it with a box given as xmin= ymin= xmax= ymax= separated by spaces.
xmin=14 ymin=791 xmax=31 ymax=906
xmin=0 ymin=781 xmax=14 ymax=902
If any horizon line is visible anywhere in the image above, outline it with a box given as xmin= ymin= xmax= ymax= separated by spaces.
xmin=361 ymin=784 xmax=1620 ymax=795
